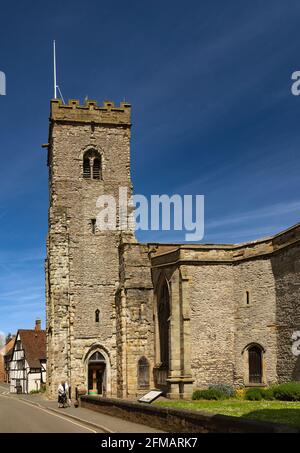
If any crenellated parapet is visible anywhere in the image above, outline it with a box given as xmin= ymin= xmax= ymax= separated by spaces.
xmin=50 ymin=98 xmax=131 ymax=126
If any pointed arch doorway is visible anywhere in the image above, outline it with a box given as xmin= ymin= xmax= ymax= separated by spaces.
xmin=88 ymin=351 xmax=107 ymax=395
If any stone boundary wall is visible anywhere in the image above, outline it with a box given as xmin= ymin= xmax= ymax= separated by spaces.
xmin=80 ymin=396 xmax=299 ymax=433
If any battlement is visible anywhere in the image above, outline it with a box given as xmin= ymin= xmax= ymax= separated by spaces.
xmin=50 ymin=98 xmax=131 ymax=126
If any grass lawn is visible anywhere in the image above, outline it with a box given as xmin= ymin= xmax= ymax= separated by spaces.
xmin=154 ymin=399 xmax=300 ymax=428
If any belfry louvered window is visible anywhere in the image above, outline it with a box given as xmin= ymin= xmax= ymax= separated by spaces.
xmin=83 ymin=149 xmax=101 ymax=180
xmin=93 ymin=158 xmax=101 ymax=179
xmin=83 ymin=157 xmax=91 ymax=178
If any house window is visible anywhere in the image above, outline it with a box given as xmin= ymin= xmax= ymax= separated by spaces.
xmin=83 ymin=149 xmax=101 ymax=180
xmin=17 ymin=360 xmax=24 ymax=370
xmin=15 ymin=340 xmax=21 ymax=351
xmin=95 ymin=309 xmax=100 ymax=323
xmin=138 ymin=357 xmax=150 ymax=389
xmin=248 ymin=345 xmax=263 ymax=384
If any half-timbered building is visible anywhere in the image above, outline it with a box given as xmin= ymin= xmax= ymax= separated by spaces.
xmin=0 ymin=335 xmax=15 ymax=383
xmin=9 ymin=320 xmax=46 ymax=394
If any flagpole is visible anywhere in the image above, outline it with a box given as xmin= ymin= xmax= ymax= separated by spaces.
xmin=53 ymin=40 xmax=57 ymax=99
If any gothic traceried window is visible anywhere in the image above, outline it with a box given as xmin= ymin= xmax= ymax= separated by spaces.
xmin=89 ymin=351 xmax=105 ymax=362
xmin=138 ymin=356 xmax=150 ymax=389
xmin=83 ymin=149 xmax=102 ymax=180
xmin=158 ymin=281 xmax=170 ymax=369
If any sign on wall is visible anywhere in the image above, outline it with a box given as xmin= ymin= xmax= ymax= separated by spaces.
xmin=138 ymin=390 xmax=163 ymax=404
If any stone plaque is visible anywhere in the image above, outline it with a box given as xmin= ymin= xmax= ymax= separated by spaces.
xmin=138 ymin=390 xmax=163 ymax=404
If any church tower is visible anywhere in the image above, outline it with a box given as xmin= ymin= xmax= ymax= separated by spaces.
xmin=46 ymin=99 xmax=133 ymax=397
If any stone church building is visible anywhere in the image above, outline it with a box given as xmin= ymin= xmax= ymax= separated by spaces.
xmin=45 ymin=98 xmax=300 ymax=399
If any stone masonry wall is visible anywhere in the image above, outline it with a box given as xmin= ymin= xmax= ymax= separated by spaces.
xmin=46 ymin=207 xmax=70 ymax=396
xmin=271 ymin=242 xmax=300 ymax=382
xmin=154 ymin=257 xmax=278 ymax=390
xmin=47 ymin=100 xmax=133 ymax=398
xmin=233 ymin=258 xmax=277 ymax=386
xmin=117 ymin=241 xmax=154 ymax=398
xmin=187 ymin=263 xmax=236 ymax=387
xmin=151 ymin=228 xmax=300 ymax=391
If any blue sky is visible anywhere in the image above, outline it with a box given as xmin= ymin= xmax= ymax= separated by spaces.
xmin=0 ymin=0 xmax=300 ymax=333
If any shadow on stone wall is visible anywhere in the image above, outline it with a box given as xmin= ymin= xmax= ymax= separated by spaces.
xmin=244 ymin=408 xmax=300 ymax=429
xmin=270 ymin=245 xmax=300 ymax=382
xmin=81 ymin=395 xmax=300 ymax=432
xmin=292 ymin=357 xmax=300 ymax=380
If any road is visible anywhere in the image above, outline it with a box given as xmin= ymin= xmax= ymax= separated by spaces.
xmin=0 ymin=384 xmax=162 ymax=433
xmin=0 ymin=392 xmax=97 ymax=433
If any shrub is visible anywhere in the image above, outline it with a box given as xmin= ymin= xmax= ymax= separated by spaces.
xmin=235 ymin=388 xmax=246 ymax=399
xmin=245 ymin=388 xmax=263 ymax=401
xmin=192 ymin=388 xmax=225 ymax=400
xmin=208 ymin=384 xmax=235 ymax=398
xmin=260 ymin=387 xmax=275 ymax=400
xmin=272 ymin=382 xmax=300 ymax=401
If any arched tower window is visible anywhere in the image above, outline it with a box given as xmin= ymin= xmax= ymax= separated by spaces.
xmin=95 ymin=309 xmax=100 ymax=323
xmin=138 ymin=357 xmax=150 ymax=389
xmin=248 ymin=345 xmax=263 ymax=384
xmin=83 ymin=149 xmax=102 ymax=180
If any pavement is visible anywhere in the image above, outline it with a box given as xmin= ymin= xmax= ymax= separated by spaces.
xmin=0 ymin=383 xmax=163 ymax=433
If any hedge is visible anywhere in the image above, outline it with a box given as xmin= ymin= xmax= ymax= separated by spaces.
xmin=192 ymin=388 xmax=226 ymax=400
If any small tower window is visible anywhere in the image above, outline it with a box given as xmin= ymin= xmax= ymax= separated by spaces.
xmin=246 ymin=291 xmax=250 ymax=305
xmin=95 ymin=309 xmax=100 ymax=323
xmin=91 ymin=219 xmax=96 ymax=234
xmin=83 ymin=149 xmax=102 ymax=180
